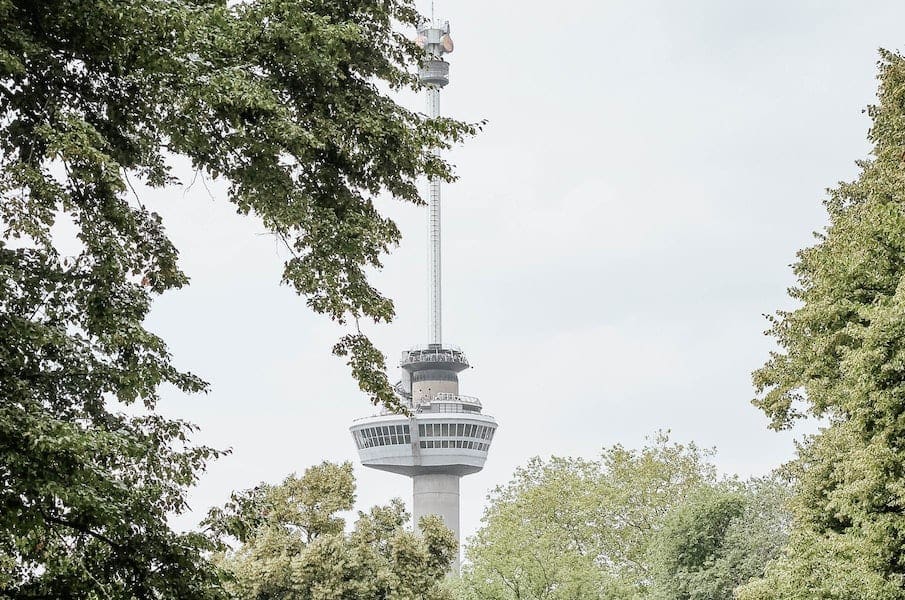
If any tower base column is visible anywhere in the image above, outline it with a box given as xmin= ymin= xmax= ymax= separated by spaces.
xmin=413 ymin=473 xmax=461 ymax=572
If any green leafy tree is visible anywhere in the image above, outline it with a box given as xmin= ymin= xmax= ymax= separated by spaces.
xmin=458 ymin=434 xmax=718 ymax=600
xmin=649 ymin=477 xmax=791 ymax=600
xmin=206 ymin=462 xmax=456 ymax=600
xmin=457 ymin=456 xmax=604 ymax=600
xmin=0 ymin=0 xmax=473 ymax=597
xmin=736 ymin=49 xmax=905 ymax=600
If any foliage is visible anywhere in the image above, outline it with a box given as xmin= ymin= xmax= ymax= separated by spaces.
xmin=737 ymin=49 xmax=905 ymax=600
xmin=457 ymin=434 xmax=721 ymax=600
xmin=457 ymin=455 xmax=604 ymax=600
xmin=648 ymin=477 xmax=791 ymax=600
xmin=206 ymin=462 xmax=456 ymax=600
xmin=0 ymin=0 xmax=473 ymax=597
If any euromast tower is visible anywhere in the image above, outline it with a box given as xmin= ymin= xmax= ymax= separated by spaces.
xmin=349 ymin=18 xmax=497 ymax=573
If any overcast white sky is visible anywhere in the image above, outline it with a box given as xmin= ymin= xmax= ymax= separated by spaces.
xmin=145 ymin=1 xmax=905 ymax=550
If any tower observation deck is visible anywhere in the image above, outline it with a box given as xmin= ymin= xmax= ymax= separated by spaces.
xmin=349 ymin=17 xmax=497 ymax=573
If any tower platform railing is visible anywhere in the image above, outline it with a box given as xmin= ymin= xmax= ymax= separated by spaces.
xmin=431 ymin=393 xmax=481 ymax=407
xmin=400 ymin=346 xmax=469 ymax=367
xmin=415 ymin=393 xmax=483 ymax=414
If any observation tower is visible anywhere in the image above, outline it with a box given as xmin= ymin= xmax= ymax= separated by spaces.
xmin=349 ymin=17 xmax=497 ymax=573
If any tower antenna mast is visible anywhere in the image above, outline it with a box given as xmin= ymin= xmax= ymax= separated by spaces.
xmin=420 ymin=8 xmax=450 ymax=345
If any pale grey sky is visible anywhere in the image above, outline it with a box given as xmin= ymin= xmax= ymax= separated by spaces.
xmin=146 ymin=0 xmax=905 ymax=549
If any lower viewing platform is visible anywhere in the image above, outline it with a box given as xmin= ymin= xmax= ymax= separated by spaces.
xmin=349 ymin=411 xmax=497 ymax=476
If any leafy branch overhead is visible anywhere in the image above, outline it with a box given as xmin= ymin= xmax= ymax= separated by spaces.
xmin=1 ymin=0 xmax=477 ymax=413
xmin=0 ymin=0 xmax=474 ymax=596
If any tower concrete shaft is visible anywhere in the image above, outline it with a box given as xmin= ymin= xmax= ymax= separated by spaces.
xmin=413 ymin=473 xmax=460 ymax=569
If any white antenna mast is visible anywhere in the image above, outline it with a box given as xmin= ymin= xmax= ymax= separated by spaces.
xmin=416 ymin=13 xmax=452 ymax=345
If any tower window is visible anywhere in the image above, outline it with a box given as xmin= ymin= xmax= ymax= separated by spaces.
xmin=354 ymin=424 xmax=412 ymax=446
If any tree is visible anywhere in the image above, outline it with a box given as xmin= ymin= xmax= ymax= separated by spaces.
xmin=457 ymin=434 xmax=719 ymax=600
xmin=457 ymin=456 xmax=604 ymax=600
xmin=0 ymin=0 xmax=473 ymax=596
xmin=736 ymin=49 xmax=905 ymax=600
xmin=649 ymin=477 xmax=791 ymax=600
xmin=205 ymin=462 xmax=456 ymax=600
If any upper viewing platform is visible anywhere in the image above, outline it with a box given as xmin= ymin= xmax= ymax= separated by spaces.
xmin=401 ymin=344 xmax=469 ymax=373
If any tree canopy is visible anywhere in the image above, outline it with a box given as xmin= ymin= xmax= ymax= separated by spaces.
xmin=457 ymin=436 xmax=790 ymax=600
xmin=206 ymin=462 xmax=456 ymax=600
xmin=737 ymin=49 xmax=905 ymax=600
xmin=649 ymin=477 xmax=790 ymax=600
xmin=0 ymin=0 xmax=472 ymax=596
